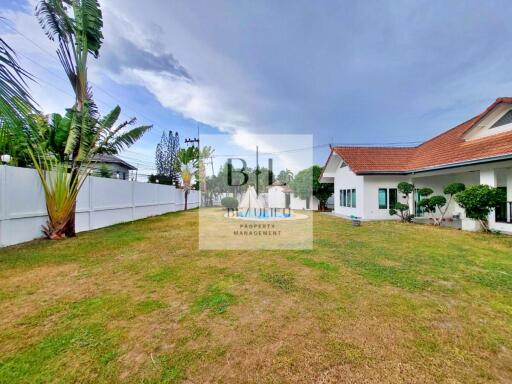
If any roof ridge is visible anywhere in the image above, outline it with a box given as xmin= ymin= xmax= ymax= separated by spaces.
xmin=333 ymin=145 xmax=416 ymax=150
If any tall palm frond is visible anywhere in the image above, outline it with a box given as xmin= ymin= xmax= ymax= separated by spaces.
xmin=36 ymin=0 xmax=103 ymax=114
xmin=92 ymin=105 xmax=152 ymax=155
xmin=0 ymin=35 xmax=36 ymax=120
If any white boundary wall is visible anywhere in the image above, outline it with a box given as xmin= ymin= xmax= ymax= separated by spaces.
xmin=0 ymin=165 xmax=198 ymax=247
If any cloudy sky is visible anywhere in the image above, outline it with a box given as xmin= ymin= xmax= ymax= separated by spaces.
xmin=1 ymin=0 xmax=512 ymax=175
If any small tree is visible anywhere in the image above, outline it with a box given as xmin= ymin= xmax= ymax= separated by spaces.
xmin=277 ymin=169 xmax=294 ymax=184
xmin=221 ymin=196 xmax=238 ymax=210
xmin=454 ymin=185 xmax=506 ymax=232
xmin=155 ymin=130 xmax=180 ymax=186
xmin=419 ymin=195 xmax=447 ymax=225
xmin=441 ymin=182 xmax=465 ymax=222
xmin=389 ymin=182 xmax=414 ymax=222
xmin=177 ymin=146 xmax=199 ymax=210
xmin=289 ymin=165 xmax=333 ymax=210
xmin=96 ymin=163 xmax=112 ymax=178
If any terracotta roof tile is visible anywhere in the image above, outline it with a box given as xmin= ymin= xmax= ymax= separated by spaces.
xmin=330 ymin=98 xmax=512 ymax=174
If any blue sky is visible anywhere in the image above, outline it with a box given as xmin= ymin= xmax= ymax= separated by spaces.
xmin=1 ymin=0 xmax=512 ymax=175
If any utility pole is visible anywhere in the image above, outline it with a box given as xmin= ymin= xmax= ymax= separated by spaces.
xmin=255 ymin=146 xmax=260 ymax=196
xmin=184 ymin=137 xmax=199 ymax=147
xmin=185 ymin=124 xmax=200 ymax=148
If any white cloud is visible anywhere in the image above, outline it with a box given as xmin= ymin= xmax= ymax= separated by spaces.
xmin=118 ymin=68 xmax=250 ymax=133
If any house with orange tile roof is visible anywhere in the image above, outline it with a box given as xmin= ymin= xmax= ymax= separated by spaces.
xmin=320 ymin=98 xmax=512 ymax=232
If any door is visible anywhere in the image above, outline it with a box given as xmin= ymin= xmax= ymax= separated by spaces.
xmin=414 ymin=189 xmax=425 ymax=217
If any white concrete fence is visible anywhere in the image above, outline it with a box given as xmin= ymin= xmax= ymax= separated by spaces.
xmin=0 ymin=165 xmax=199 ymax=247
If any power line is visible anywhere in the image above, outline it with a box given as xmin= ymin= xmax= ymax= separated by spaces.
xmin=1 ymin=20 xmax=166 ymax=132
xmin=209 ymin=140 xmax=422 ymax=158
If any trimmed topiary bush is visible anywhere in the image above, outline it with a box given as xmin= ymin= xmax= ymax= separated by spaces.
xmin=454 ymin=185 xmax=506 ymax=231
xmin=389 ymin=182 xmax=415 ymax=222
xmin=221 ymin=196 xmax=239 ymax=210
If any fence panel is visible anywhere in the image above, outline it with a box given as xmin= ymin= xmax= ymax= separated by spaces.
xmin=0 ymin=165 xmax=198 ymax=247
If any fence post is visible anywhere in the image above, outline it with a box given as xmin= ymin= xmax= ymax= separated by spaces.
xmin=131 ymin=179 xmax=135 ymax=220
xmin=88 ymin=176 xmax=93 ymax=231
xmin=0 ymin=166 xmax=5 ymax=247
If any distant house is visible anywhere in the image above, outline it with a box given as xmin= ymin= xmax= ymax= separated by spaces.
xmin=91 ymin=154 xmax=137 ymax=180
xmin=267 ymin=180 xmax=319 ymax=210
xmin=320 ymin=97 xmax=512 ymax=232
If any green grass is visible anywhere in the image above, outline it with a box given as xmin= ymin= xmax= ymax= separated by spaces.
xmin=192 ymin=285 xmax=236 ymax=315
xmin=0 ymin=210 xmax=511 ymax=383
xmin=145 ymin=266 xmax=178 ymax=283
xmin=300 ymin=257 xmax=338 ymax=272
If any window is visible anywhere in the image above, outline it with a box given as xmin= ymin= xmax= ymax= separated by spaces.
xmin=389 ymin=188 xmax=398 ymax=209
xmin=339 ymin=188 xmax=356 ymax=208
xmin=495 ymin=187 xmax=507 ymax=222
xmin=491 ymin=110 xmax=512 ymax=128
xmin=378 ymin=188 xmax=388 ymax=209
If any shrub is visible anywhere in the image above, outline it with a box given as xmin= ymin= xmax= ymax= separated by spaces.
xmin=221 ymin=196 xmax=238 ymax=209
xmin=398 ymin=182 xmax=414 ymax=197
xmin=418 ymin=187 xmax=433 ymax=197
xmin=443 ymin=182 xmax=465 ymax=196
xmin=389 ymin=182 xmax=414 ymax=222
xmin=454 ymin=185 xmax=506 ymax=231
xmin=419 ymin=195 xmax=447 ymax=225
xmin=440 ymin=182 xmax=466 ymax=222
xmin=390 ymin=202 xmax=413 ymax=222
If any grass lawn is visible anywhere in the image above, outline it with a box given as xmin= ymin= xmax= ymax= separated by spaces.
xmin=0 ymin=210 xmax=511 ymax=383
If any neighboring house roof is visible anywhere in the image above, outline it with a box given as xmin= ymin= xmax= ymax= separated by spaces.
xmin=327 ymin=97 xmax=512 ymax=175
xmin=92 ymin=154 xmax=137 ymax=171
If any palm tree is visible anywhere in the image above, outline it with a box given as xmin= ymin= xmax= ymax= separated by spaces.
xmin=36 ymin=0 xmax=152 ymax=236
xmin=36 ymin=0 xmax=104 ymax=236
xmin=0 ymin=28 xmax=37 ymax=163
xmin=28 ymin=105 xmax=151 ymax=239
xmin=177 ymin=146 xmax=199 ymax=210
xmin=0 ymin=33 xmax=36 ymax=120
xmin=277 ymin=169 xmax=294 ymax=184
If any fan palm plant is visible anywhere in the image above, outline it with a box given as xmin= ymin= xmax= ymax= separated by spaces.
xmin=36 ymin=0 xmax=104 ymax=236
xmin=0 ymin=26 xmax=37 ymax=164
xmin=28 ymin=105 xmax=151 ymax=239
xmin=0 ymin=33 xmax=36 ymax=121
xmin=177 ymin=146 xmax=199 ymax=210
xmin=36 ymin=0 xmax=152 ymax=236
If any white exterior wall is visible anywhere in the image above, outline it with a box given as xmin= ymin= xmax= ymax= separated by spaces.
xmin=479 ymin=167 xmax=512 ymax=233
xmin=362 ymin=175 xmax=410 ymax=220
xmin=411 ymin=171 xmax=480 ymax=218
xmin=268 ymin=186 xmax=286 ymax=208
xmin=267 ymin=186 xmax=318 ymax=210
xmin=290 ymin=195 xmax=319 ymax=210
xmin=329 ymin=159 xmax=511 ymax=232
xmin=333 ymin=165 xmax=365 ymax=218
xmin=0 ymin=165 xmax=199 ymax=247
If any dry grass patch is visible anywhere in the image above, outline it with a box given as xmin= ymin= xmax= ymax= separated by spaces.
xmin=0 ymin=210 xmax=511 ymax=383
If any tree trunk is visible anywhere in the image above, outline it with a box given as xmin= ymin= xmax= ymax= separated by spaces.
xmin=64 ymin=206 xmax=77 ymax=237
xmin=63 ymin=168 xmax=78 ymax=237
xmin=184 ymin=190 xmax=189 ymax=210
xmin=479 ymin=219 xmax=490 ymax=232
